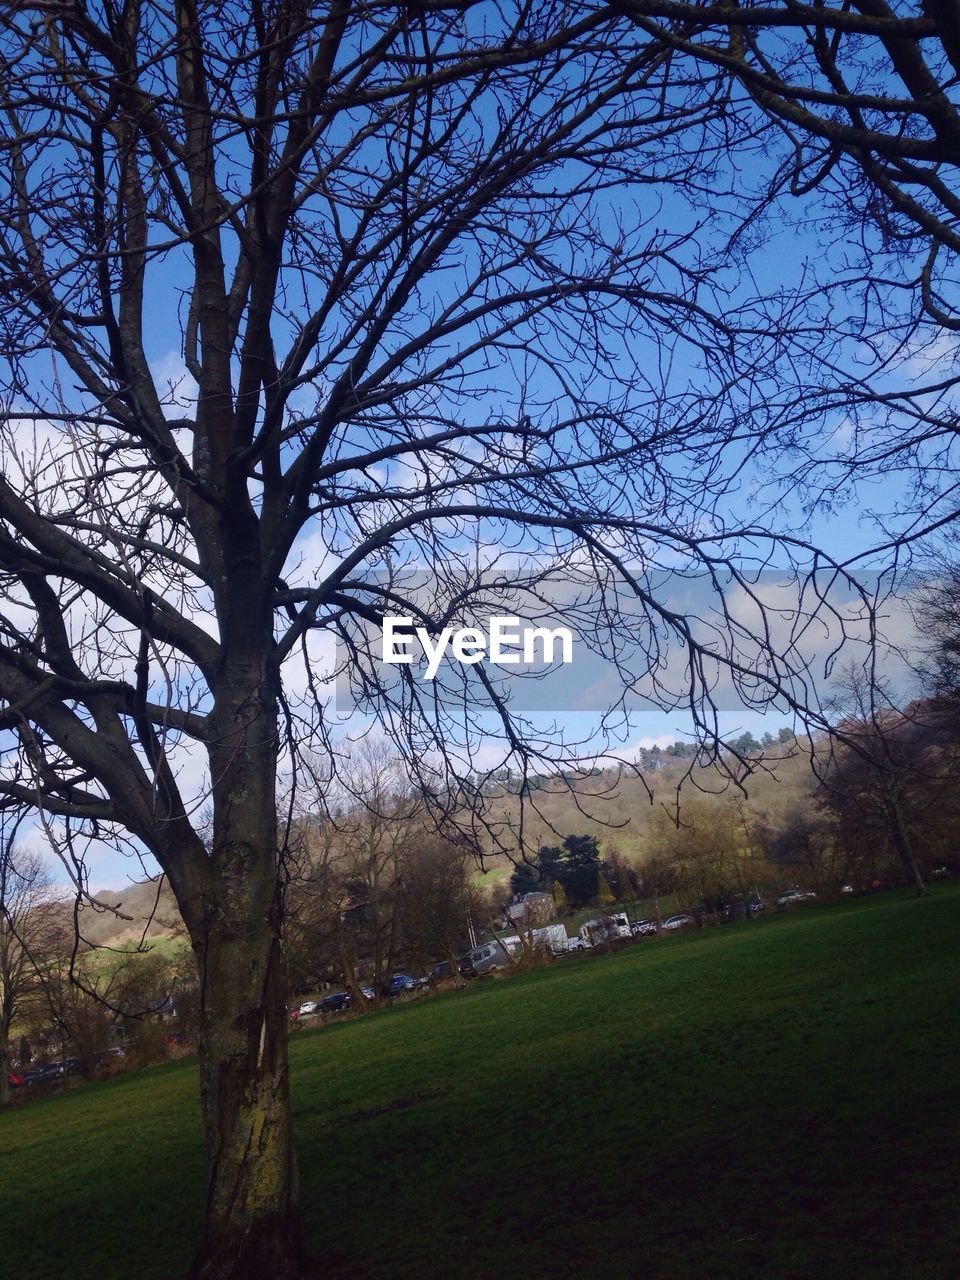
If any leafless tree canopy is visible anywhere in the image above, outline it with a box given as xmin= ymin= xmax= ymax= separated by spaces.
xmin=614 ymin=1 xmax=960 ymax=545
xmin=0 ymin=814 xmax=54 ymax=1107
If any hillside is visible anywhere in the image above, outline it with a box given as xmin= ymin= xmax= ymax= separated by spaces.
xmin=65 ymin=877 xmax=185 ymax=949
xmin=472 ymin=745 xmax=818 ymax=865
xmin=69 ymin=748 xmax=820 ymax=949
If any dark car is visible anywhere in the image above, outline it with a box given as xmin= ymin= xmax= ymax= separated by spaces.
xmin=428 ymin=960 xmax=453 ymax=983
xmin=320 ymin=991 xmax=353 ymax=1014
xmin=631 ymin=919 xmax=658 ymax=937
xmin=723 ymin=899 xmax=765 ymax=921
xmin=23 ymin=1062 xmax=65 ymax=1084
xmin=383 ymin=973 xmax=422 ymax=997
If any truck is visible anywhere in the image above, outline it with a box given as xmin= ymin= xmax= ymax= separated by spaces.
xmin=577 ymin=912 xmax=632 ymax=949
xmin=529 ymin=923 xmax=570 ymax=955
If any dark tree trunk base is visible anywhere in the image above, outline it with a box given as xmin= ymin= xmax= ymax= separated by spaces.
xmin=190 ymin=1213 xmax=304 ymax=1280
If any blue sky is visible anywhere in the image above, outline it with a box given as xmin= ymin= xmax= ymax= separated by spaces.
xmin=4 ymin=9 xmax=953 ymax=891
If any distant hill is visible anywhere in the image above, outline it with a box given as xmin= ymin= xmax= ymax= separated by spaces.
xmin=74 ymin=746 xmax=817 ymax=948
xmin=66 ymin=877 xmax=185 ymax=949
xmin=472 ymin=746 xmax=816 ymax=864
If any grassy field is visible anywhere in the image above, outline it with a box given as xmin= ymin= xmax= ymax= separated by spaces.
xmin=471 ymin=864 xmax=512 ymax=887
xmin=2 ymin=885 xmax=957 ymax=1280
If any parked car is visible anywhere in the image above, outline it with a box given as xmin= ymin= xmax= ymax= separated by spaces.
xmin=460 ymin=939 xmax=516 ymax=976
xmin=428 ymin=960 xmax=453 ymax=983
xmin=776 ymin=888 xmax=817 ymax=907
xmin=631 ymin=919 xmax=658 ymax=937
xmin=23 ymin=1062 xmax=67 ymax=1084
xmin=722 ymin=899 xmax=765 ymax=921
xmin=92 ymin=1046 xmax=126 ymax=1066
xmin=661 ymin=913 xmax=696 ymax=931
xmin=319 ymin=991 xmax=352 ymax=1014
xmin=7 ymin=1071 xmax=24 ymax=1088
xmin=297 ymin=999 xmax=320 ymax=1017
xmin=383 ymin=973 xmax=423 ymax=997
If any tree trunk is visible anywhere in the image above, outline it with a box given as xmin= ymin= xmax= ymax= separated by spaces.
xmin=185 ymin=624 xmax=302 ymax=1277
xmin=890 ymin=805 xmax=927 ymax=898
xmin=885 ymin=780 xmax=927 ymax=898
xmin=190 ymin=915 xmax=303 ymax=1280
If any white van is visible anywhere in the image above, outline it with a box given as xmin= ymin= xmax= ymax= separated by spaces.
xmin=530 ymin=923 xmax=571 ymax=955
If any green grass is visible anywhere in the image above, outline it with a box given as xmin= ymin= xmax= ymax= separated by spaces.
xmin=471 ymin=865 xmax=512 ymax=886
xmin=2 ymin=886 xmax=958 ymax=1280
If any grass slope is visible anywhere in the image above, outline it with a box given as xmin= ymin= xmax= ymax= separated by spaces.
xmin=2 ymin=886 xmax=957 ymax=1280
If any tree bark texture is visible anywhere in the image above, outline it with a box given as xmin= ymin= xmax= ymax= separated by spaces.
xmin=190 ymin=669 xmax=304 ymax=1278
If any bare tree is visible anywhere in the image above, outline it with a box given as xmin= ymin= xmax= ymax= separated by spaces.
xmin=0 ymin=5 xmax=878 ymax=1276
xmin=331 ymin=744 xmax=415 ymax=1003
xmin=30 ymin=918 xmax=181 ymax=1074
xmin=281 ymin=836 xmax=340 ymax=997
xmin=288 ymin=750 xmax=478 ymax=996
xmin=612 ymin=2 xmax=960 ymax=301
xmin=817 ymin=666 xmax=960 ymax=896
xmin=612 ymin=2 xmax=960 ymax=551
xmin=28 ymin=920 xmax=114 ymax=1077
xmin=0 ymin=817 xmax=54 ymax=1107
xmin=649 ymin=792 xmax=771 ymax=912
xmin=915 ymin=556 xmax=960 ymax=713
xmin=288 ymin=743 xmax=420 ymax=1005
xmin=766 ymin=798 xmax=863 ymax=895
xmin=398 ymin=832 xmax=477 ymax=975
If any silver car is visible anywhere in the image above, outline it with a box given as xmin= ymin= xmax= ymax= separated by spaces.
xmin=776 ymin=889 xmax=817 ymax=907
xmin=661 ymin=913 xmax=695 ymax=931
